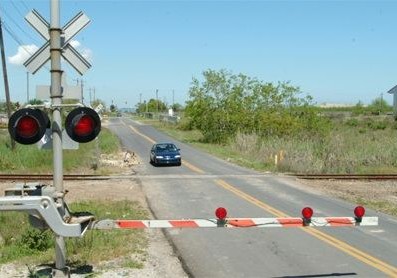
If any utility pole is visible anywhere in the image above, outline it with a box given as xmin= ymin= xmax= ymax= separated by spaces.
xmin=156 ymin=89 xmax=159 ymax=115
xmin=0 ymin=14 xmax=15 ymax=149
xmin=26 ymin=72 xmax=29 ymax=103
xmin=139 ymin=93 xmax=142 ymax=113
xmin=80 ymin=79 xmax=84 ymax=104
xmin=381 ymin=92 xmax=384 ymax=113
xmin=172 ymin=89 xmax=174 ymax=108
xmin=89 ymin=87 xmax=92 ymax=105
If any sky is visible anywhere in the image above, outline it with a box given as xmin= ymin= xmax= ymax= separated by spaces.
xmin=1 ymin=0 xmax=397 ymax=109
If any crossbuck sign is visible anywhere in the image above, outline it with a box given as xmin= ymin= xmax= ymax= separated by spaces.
xmin=24 ymin=9 xmax=91 ymax=75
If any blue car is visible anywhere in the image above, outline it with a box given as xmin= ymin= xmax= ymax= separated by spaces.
xmin=150 ymin=143 xmax=182 ymax=166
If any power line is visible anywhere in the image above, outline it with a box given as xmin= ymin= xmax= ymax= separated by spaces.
xmin=10 ymin=1 xmax=25 ymax=19
xmin=2 ymin=21 xmax=25 ymax=47
xmin=0 ymin=3 xmax=40 ymax=45
xmin=20 ymin=1 xmax=30 ymax=12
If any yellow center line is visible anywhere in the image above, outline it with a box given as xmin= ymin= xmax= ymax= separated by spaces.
xmin=125 ymin=122 xmax=397 ymax=276
xmin=128 ymin=125 xmax=156 ymax=144
xmin=181 ymin=160 xmax=205 ymax=174
xmin=216 ymin=179 xmax=397 ymax=277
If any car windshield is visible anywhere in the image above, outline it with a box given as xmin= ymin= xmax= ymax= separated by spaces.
xmin=156 ymin=144 xmax=177 ymax=152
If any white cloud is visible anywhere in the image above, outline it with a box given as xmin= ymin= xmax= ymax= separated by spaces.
xmin=70 ymin=40 xmax=93 ymax=62
xmin=81 ymin=48 xmax=93 ymax=61
xmin=70 ymin=40 xmax=81 ymax=48
xmin=8 ymin=45 xmax=38 ymax=65
xmin=7 ymin=41 xmax=93 ymax=67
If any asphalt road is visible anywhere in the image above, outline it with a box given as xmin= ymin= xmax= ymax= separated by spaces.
xmin=107 ymin=117 xmax=397 ymax=278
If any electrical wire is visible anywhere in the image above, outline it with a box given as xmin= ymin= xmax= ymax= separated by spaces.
xmin=20 ymin=1 xmax=30 ymax=12
xmin=10 ymin=1 xmax=25 ymax=19
xmin=2 ymin=21 xmax=26 ymax=47
xmin=0 ymin=4 xmax=40 ymax=45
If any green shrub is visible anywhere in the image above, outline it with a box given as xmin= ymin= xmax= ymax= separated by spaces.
xmin=19 ymin=228 xmax=53 ymax=252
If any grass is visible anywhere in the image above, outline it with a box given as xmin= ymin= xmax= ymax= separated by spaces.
xmin=140 ymin=116 xmax=397 ymax=175
xmin=0 ymin=127 xmax=122 ymax=174
xmin=0 ymin=200 xmax=148 ymax=270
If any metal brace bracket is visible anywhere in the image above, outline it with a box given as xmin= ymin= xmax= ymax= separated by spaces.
xmin=0 ymin=195 xmax=94 ymax=237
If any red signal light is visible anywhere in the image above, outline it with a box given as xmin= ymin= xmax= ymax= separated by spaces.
xmin=16 ymin=116 xmax=39 ymax=138
xmin=215 ymin=207 xmax=227 ymax=220
xmin=65 ymin=107 xmax=101 ymax=143
xmin=74 ymin=115 xmax=95 ymax=137
xmin=301 ymin=207 xmax=313 ymax=219
xmin=8 ymin=108 xmax=49 ymax=145
xmin=354 ymin=206 xmax=365 ymax=218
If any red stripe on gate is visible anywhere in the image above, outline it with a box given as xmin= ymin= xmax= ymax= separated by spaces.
xmin=228 ymin=219 xmax=256 ymax=227
xmin=277 ymin=218 xmax=303 ymax=227
xmin=169 ymin=220 xmax=199 ymax=228
xmin=325 ymin=217 xmax=354 ymax=226
xmin=116 ymin=220 xmax=147 ymax=228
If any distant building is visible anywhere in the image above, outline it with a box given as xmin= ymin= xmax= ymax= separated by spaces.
xmin=317 ymin=103 xmax=356 ymax=108
xmin=387 ymin=85 xmax=397 ymax=119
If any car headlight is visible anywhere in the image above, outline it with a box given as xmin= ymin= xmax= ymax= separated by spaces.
xmin=174 ymin=155 xmax=181 ymax=158
xmin=156 ymin=155 xmax=164 ymax=159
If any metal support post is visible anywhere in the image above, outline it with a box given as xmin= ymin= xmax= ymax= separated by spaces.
xmin=49 ymin=0 xmax=68 ymax=276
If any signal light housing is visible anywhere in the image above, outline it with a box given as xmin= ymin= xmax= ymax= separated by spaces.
xmin=301 ymin=207 xmax=313 ymax=226
xmin=8 ymin=108 xmax=49 ymax=145
xmin=65 ymin=107 xmax=101 ymax=143
xmin=354 ymin=206 xmax=365 ymax=222
xmin=215 ymin=207 xmax=227 ymax=220
xmin=215 ymin=207 xmax=228 ymax=226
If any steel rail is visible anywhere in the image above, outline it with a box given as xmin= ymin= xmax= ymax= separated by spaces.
xmin=0 ymin=174 xmax=112 ymax=181
xmin=292 ymin=174 xmax=397 ymax=180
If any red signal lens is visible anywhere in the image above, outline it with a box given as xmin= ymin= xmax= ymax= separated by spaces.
xmin=354 ymin=206 xmax=365 ymax=218
xmin=16 ymin=116 xmax=39 ymax=138
xmin=301 ymin=207 xmax=313 ymax=219
xmin=74 ymin=115 xmax=94 ymax=136
xmin=65 ymin=107 xmax=101 ymax=143
xmin=215 ymin=207 xmax=227 ymax=220
xmin=8 ymin=108 xmax=49 ymax=145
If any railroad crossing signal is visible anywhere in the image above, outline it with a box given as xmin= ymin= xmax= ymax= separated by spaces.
xmin=24 ymin=9 xmax=91 ymax=75
xmin=8 ymin=108 xmax=49 ymax=145
xmin=8 ymin=107 xmax=101 ymax=145
xmin=65 ymin=107 xmax=101 ymax=143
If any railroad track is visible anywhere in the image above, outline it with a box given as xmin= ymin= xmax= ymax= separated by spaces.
xmin=0 ymin=174 xmax=114 ymax=181
xmin=1 ymin=173 xmax=397 ymax=181
xmin=293 ymin=174 xmax=397 ymax=180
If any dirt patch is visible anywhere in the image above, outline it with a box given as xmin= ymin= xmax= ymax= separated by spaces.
xmin=295 ymin=179 xmax=397 ymax=209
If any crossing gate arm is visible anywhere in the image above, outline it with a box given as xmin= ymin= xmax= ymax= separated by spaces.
xmin=91 ymin=216 xmax=378 ymax=230
xmin=0 ymin=196 xmax=93 ymax=237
